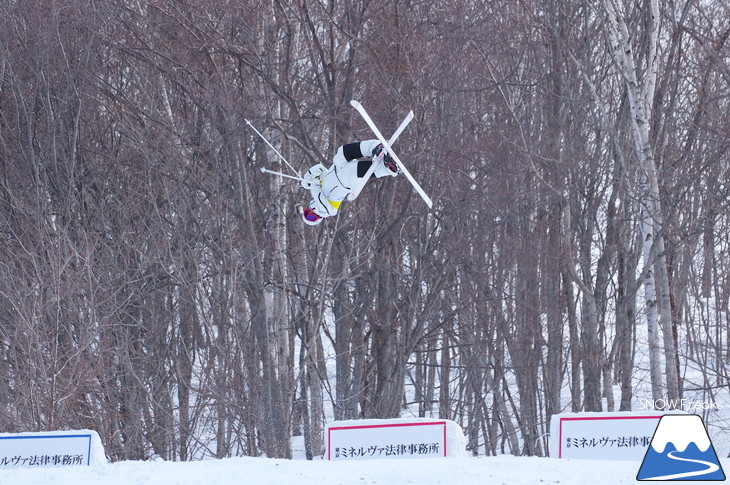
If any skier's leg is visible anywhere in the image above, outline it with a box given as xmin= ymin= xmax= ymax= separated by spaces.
xmin=356 ymin=160 xmax=373 ymax=178
xmin=333 ymin=143 xmax=362 ymax=168
xmin=333 ymin=140 xmax=381 ymax=167
xmin=355 ymin=158 xmax=397 ymax=179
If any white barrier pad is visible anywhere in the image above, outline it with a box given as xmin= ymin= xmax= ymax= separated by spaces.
xmin=0 ymin=429 xmax=106 ymax=469
xmin=326 ymin=418 xmax=467 ymax=460
xmin=549 ymin=412 xmax=670 ymax=460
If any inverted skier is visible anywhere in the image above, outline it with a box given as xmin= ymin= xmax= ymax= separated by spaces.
xmin=253 ymin=101 xmax=428 ymax=223
xmin=299 ymin=140 xmax=399 ymax=226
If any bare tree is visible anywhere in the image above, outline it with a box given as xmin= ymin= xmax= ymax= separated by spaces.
xmin=601 ymin=0 xmax=680 ymax=403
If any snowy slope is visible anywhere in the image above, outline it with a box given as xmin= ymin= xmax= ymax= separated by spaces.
xmin=2 ymin=454 xmax=727 ymax=485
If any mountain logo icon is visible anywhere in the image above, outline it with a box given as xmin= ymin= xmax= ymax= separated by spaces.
xmin=637 ymin=414 xmax=725 ymax=481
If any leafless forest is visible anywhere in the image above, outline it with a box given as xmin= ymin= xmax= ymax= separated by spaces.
xmin=1 ymin=0 xmax=729 ymax=461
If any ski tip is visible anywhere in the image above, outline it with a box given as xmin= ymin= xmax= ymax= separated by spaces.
xmin=259 ymin=167 xmax=266 ymax=172
xmin=349 ymin=100 xmax=361 ymax=109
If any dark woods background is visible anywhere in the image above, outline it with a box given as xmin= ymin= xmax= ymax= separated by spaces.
xmin=1 ymin=0 xmax=729 ymax=461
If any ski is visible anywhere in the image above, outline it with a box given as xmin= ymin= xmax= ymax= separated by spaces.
xmin=347 ymin=108 xmax=414 ymax=201
xmin=349 ymin=100 xmax=433 ymax=208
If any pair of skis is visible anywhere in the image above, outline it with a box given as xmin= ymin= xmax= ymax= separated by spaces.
xmin=347 ymin=101 xmax=432 ymax=208
xmin=346 ymin=104 xmax=412 ymax=201
xmin=254 ymin=100 xmax=432 ymax=209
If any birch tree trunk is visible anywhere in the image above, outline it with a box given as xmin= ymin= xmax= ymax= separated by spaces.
xmin=602 ymin=0 xmax=680 ymax=403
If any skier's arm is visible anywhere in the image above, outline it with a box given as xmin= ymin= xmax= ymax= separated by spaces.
xmin=305 ymin=165 xmax=338 ymax=218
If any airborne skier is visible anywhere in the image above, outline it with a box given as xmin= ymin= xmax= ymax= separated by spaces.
xmin=299 ymin=140 xmax=399 ymax=226
xmin=253 ymin=100 xmax=431 ymax=226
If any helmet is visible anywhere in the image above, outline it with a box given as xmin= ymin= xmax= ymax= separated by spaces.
xmin=301 ymin=207 xmax=323 ymax=226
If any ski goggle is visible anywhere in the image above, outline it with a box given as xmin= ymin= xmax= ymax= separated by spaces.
xmin=303 ymin=208 xmax=320 ymax=222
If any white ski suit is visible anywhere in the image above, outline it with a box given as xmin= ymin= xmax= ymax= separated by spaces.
xmin=302 ymin=139 xmax=397 ymax=219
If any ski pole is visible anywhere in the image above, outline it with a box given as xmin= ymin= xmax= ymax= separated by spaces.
xmin=245 ymin=119 xmax=302 ymax=178
xmin=260 ymin=167 xmax=304 ymax=182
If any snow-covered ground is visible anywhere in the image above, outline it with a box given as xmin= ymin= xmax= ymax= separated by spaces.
xmin=5 ymin=453 xmax=724 ymax=485
xmin=2 ymin=302 xmax=727 ymax=484
xmin=2 ymin=413 xmax=727 ymax=484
